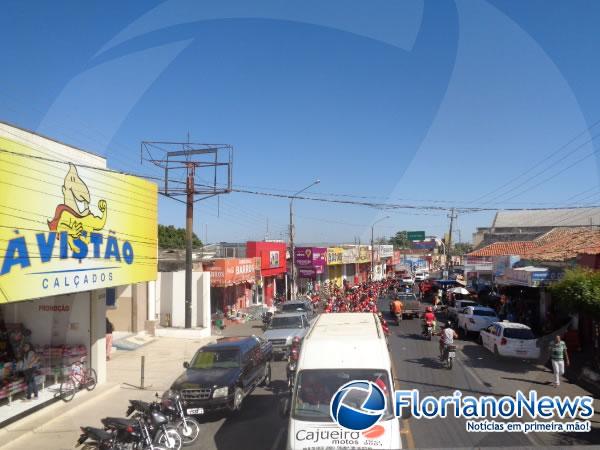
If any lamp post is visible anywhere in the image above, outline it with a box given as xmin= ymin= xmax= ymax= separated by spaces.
xmin=289 ymin=179 xmax=320 ymax=299
xmin=435 ymin=238 xmax=447 ymax=277
xmin=371 ymin=216 xmax=390 ymax=281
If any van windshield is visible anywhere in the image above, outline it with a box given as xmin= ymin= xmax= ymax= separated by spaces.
xmin=292 ymin=369 xmax=393 ymax=422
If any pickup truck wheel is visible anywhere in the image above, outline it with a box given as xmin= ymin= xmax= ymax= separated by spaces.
xmin=477 ymin=334 xmax=483 ymax=345
xmin=232 ymin=387 xmax=244 ymax=412
xmin=261 ymin=363 xmax=271 ymax=387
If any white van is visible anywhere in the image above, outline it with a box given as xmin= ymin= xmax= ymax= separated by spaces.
xmin=286 ymin=313 xmax=401 ymax=450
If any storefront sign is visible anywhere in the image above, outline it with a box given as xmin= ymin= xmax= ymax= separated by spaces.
xmin=497 ymin=267 xmax=562 ymax=287
xmin=413 ymin=240 xmax=436 ymax=250
xmin=493 ymin=255 xmax=521 ymax=277
xmin=0 ymin=137 xmax=158 ymax=303
xmin=358 ymin=246 xmax=370 ymax=263
xmin=294 ymin=247 xmax=326 ymax=277
xmin=269 ymin=250 xmax=280 ymax=268
xmin=342 ymin=247 xmax=358 ymax=264
xmin=326 ymin=247 xmax=343 ymax=265
xmin=374 ymin=244 xmax=393 ymax=258
xmin=204 ymin=257 xmax=260 ymax=287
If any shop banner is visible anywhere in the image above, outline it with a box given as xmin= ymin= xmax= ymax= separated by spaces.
xmin=326 ymin=247 xmax=343 ymax=265
xmin=374 ymin=244 xmax=393 ymax=258
xmin=294 ymin=247 xmax=326 ymax=275
xmin=0 ymin=137 xmax=158 ymax=303
xmin=203 ymin=258 xmax=260 ymax=287
xmin=358 ymin=246 xmax=370 ymax=263
xmin=342 ymin=247 xmax=357 ymax=264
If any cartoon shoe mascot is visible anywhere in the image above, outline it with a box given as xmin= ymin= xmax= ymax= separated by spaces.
xmin=48 ymin=163 xmax=107 ymax=251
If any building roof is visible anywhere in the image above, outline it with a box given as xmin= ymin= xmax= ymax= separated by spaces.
xmin=520 ymin=228 xmax=600 ymax=261
xmin=467 ymin=241 xmax=538 ymax=257
xmin=492 ymin=208 xmax=600 ymax=228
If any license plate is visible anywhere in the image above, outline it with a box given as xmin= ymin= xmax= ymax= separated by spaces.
xmin=187 ymin=408 xmax=204 ymax=415
xmin=448 ymin=352 xmax=455 ymax=358
xmin=516 ymin=350 xmax=526 ymax=355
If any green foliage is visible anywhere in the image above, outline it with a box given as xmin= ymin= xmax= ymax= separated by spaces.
xmin=549 ymin=267 xmax=600 ymax=317
xmin=452 ymin=242 xmax=474 ymax=256
xmin=158 ymin=224 xmax=202 ymax=249
xmin=389 ymin=231 xmax=411 ymax=249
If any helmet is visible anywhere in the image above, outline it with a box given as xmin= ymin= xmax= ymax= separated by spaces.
xmin=426 ymin=306 xmax=433 ymax=313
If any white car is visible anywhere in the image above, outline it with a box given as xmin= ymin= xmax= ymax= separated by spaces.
xmin=447 ymin=299 xmax=479 ymax=320
xmin=401 ymin=276 xmax=414 ymax=285
xmin=414 ymin=271 xmax=428 ymax=281
xmin=479 ymin=321 xmax=540 ymax=359
xmin=457 ymin=306 xmax=499 ymax=335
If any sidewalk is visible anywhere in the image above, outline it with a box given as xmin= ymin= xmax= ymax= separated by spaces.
xmin=0 ymin=333 xmax=215 ymax=450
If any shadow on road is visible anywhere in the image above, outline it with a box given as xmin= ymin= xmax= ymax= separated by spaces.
xmin=502 ymin=376 xmax=552 ymax=386
xmin=460 ymin=343 xmax=539 ymax=374
xmin=405 ymin=356 xmax=445 ymax=370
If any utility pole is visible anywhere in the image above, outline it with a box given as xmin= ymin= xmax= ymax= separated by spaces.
xmin=447 ymin=208 xmax=457 ymax=270
xmin=370 ymin=216 xmax=389 ymax=281
xmin=141 ymin=141 xmax=233 ymax=329
xmin=289 ymin=180 xmax=320 ymax=299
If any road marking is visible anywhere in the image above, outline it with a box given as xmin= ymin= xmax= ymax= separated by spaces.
xmin=401 ymin=418 xmax=415 ymax=449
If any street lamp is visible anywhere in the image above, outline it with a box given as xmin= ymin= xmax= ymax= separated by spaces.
xmin=371 ymin=216 xmax=390 ymax=281
xmin=289 ymin=179 xmax=320 ymax=299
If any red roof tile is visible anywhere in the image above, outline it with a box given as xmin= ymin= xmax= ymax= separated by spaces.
xmin=521 ymin=228 xmax=600 ymax=261
xmin=468 ymin=241 xmax=538 ymax=257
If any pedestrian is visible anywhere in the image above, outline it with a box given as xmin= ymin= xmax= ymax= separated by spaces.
xmin=21 ymin=343 xmax=40 ymax=400
xmin=106 ymin=317 xmax=114 ymax=361
xmin=549 ymin=335 xmax=569 ymax=387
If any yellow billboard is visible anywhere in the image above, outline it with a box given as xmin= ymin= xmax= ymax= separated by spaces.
xmin=0 ymin=136 xmax=158 ymax=303
xmin=326 ymin=247 xmax=343 ymax=265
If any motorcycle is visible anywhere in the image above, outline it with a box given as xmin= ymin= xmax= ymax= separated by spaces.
xmin=394 ymin=312 xmax=402 ymax=326
xmin=261 ymin=311 xmax=273 ymax=331
xmin=286 ymin=337 xmax=301 ymax=389
xmin=75 ymin=426 xmax=118 ymax=449
xmin=442 ymin=344 xmax=457 ymax=369
xmin=159 ymin=392 xmax=201 ymax=447
xmin=422 ymin=322 xmax=433 ymax=341
xmin=104 ymin=406 xmax=182 ymax=450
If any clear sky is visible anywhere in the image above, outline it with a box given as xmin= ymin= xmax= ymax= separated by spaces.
xmin=2 ymin=0 xmax=600 ymax=245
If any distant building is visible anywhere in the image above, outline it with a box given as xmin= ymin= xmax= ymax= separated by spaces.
xmin=473 ymin=208 xmax=600 ymax=248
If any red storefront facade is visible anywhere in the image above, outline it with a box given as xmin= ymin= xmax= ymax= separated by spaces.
xmin=203 ymin=257 xmax=260 ymax=313
xmin=246 ymin=241 xmax=287 ymax=306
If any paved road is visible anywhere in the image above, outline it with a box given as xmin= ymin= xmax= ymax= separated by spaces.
xmin=189 ymin=304 xmax=600 ymax=450
xmin=381 ymin=296 xmax=600 ymax=449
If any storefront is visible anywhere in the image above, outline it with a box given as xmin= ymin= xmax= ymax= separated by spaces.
xmin=341 ymin=247 xmax=358 ymax=287
xmin=464 ymin=256 xmax=493 ymax=287
xmin=357 ymin=246 xmax=370 ymax=283
xmin=203 ymin=258 xmax=260 ymax=313
xmin=325 ymin=247 xmax=343 ymax=288
xmin=246 ymin=241 xmax=287 ymax=306
xmin=294 ymin=247 xmax=326 ymax=293
xmin=0 ymin=123 xmax=158 ymax=424
xmin=373 ymin=245 xmax=393 ymax=281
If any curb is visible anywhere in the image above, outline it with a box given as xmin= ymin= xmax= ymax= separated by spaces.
xmin=0 ymin=383 xmax=120 ymax=449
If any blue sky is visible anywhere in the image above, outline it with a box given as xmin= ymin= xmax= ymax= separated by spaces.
xmin=2 ymin=1 xmax=600 ymax=244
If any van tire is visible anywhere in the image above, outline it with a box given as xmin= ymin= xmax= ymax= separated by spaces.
xmin=261 ymin=363 xmax=271 ymax=387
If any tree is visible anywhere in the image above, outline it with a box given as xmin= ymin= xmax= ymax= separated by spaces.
xmin=451 ymin=242 xmax=474 ymax=256
xmin=158 ymin=224 xmax=203 ymax=249
xmin=389 ymin=231 xmax=411 ymax=249
xmin=549 ymin=267 xmax=600 ymax=317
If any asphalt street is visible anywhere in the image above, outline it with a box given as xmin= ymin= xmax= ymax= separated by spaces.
xmin=186 ymin=301 xmax=600 ymax=450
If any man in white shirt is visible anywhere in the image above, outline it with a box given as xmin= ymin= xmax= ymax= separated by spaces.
xmin=440 ymin=322 xmax=458 ymax=361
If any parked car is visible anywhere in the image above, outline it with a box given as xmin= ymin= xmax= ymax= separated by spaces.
xmin=263 ymin=312 xmax=311 ymax=359
xmin=414 ymin=271 xmax=429 ymax=281
xmin=170 ymin=336 xmax=272 ymax=416
xmin=479 ymin=321 xmax=540 ymax=359
xmin=277 ymin=300 xmax=315 ymax=321
xmin=457 ymin=306 xmax=499 ymax=336
xmin=447 ymin=299 xmax=479 ymax=321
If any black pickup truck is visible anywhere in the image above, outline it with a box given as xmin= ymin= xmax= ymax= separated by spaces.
xmin=169 ymin=336 xmax=272 ymax=416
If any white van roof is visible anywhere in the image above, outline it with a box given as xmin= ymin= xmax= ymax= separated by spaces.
xmin=298 ymin=313 xmax=391 ymax=370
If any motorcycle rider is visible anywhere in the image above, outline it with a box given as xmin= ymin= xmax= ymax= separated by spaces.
xmin=390 ymin=298 xmax=404 ymax=323
xmin=440 ymin=321 xmax=458 ymax=361
xmin=422 ymin=306 xmax=436 ymax=335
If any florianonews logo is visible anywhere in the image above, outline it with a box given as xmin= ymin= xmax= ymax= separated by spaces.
xmin=330 ymin=380 xmax=386 ymax=431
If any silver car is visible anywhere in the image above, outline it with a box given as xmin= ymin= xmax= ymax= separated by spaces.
xmin=262 ymin=312 xmax=310 ymax=359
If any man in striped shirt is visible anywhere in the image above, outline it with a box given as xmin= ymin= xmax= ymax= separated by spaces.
xmin=549 ymin=335 xmax=570 ymax=387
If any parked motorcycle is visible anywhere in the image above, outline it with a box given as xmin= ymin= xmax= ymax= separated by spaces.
xmin=75 ymin=426 xmax=117 ymax=449
xmin=159 ymin=392 xmax=201 ymax=447
xmin=103 ymin=406 xmax=181 ymax=450
xmin=261 ymin=311 xmax=273 ymax=331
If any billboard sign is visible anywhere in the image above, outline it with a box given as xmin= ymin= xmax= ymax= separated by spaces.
xmin=407 ymin=231 xmax=425 ymax=241
xmin=0 ymin=137 xmax=158 ymax=303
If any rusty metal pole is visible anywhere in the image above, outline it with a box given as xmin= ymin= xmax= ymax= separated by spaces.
xmin=185 ymin=166 xmax=195 ymax=329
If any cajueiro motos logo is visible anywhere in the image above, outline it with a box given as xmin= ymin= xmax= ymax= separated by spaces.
xmin=330 ymin=381 xmax=386 ymax=431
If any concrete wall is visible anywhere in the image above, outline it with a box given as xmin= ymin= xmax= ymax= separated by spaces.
xmin=132 ymin=283 xmax=147 ymax=332
xmin=106 ymin=285 xmax=132 ymax=332
xmin=157 ymin=271 xmax=210 ymax=328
